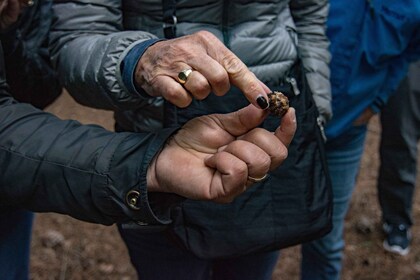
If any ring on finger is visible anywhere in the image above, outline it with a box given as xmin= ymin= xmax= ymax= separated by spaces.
xmin=178 ymin=69 xmax=193 ymax=84
xmin=247 ymin=174 xmax=269 ymax=183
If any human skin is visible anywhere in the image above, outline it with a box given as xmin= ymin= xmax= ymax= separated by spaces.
xmin=0 ymin=0 xmax=32 ymax=29
xmin=147 ymin=104 xmax=296 ymax=203
xmin=135 ymin=31 xmax=271 ymax=110
xmin=137 ymin=30 xmax=296 ymax=203
xmin=0 ymin=2 xmax=296 ymax=204
xmin=353 ymin=107 xmax=375 ymax=126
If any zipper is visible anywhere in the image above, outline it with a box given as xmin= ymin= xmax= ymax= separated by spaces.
xmin=285 ymin=77 xmax=301 ymax=96
xmin=317 ymin=117 xmax=327 ymax=142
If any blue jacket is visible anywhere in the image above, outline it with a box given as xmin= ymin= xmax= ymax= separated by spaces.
xmin=326 ymin=0 xmax=420 ymax=140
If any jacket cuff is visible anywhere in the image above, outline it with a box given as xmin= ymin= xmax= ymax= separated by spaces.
xmin=121 ymin=39 xmax=163 ymax=99
xmin=100 ymin=127 xmax=182 ymax=225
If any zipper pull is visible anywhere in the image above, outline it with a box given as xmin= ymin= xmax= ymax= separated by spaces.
xmin=285 ymin=77 xmax=300 ymax=96
xmin=317 ymin=117 xmax=327 ymax=142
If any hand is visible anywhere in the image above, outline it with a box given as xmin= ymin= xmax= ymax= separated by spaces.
xmin=0 ymin=0 xmax=19 ymax=30
xmin=135 ymin=31 xmax=271 ymax=110
xmin=0 ymin=0 xmax=28 ymax=30
xmin=353 ymin=107 xmax=375 ymax=126
xmin=147 ymin=104 xmax=297 ymax=203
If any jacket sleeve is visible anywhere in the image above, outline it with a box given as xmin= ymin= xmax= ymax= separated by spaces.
xmin=49 ymin=0 xmax=158 ymax=111
xmin=0 ymin=0 xmax=61 ymax=109
xmin=0 ymin=44 xmax=179 ymax=225
xmin=371 ymin=22 xmax=420 ymax=113
xmin=289 ymin=0 xmax=332 ymax=123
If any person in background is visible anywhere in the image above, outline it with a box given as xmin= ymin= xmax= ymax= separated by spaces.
xmin=49 ymin=0 xmax=332 ymax=279
xmin=300 ymin=1 xmax=420 ymax=279
xmin=0 ymin=1 xmax=296 ymax=279
xmin=378 ymin=60 xmax=420 ymax=256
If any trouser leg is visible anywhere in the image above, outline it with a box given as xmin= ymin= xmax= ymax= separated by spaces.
xmin=0 ymin=209 xmax=34 ymax=280
xmin=212 ymin=250 xmax=279 ymax=280
xmin=378 ymin=61 xmax=420 ymax=226
xmin=118 ymin=226 xmax=211 ymax=280
xmin=118 ymin=225 xmax=280 ymax=280
xmin=301 ymin=125 xmax=367 ymax=280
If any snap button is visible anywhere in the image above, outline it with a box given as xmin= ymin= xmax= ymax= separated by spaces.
xmin=126 ymin=190 xmax=141 ymax=210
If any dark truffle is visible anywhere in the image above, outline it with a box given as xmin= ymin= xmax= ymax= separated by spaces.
xmin=267 ymin=91 xmax=289 ymax=117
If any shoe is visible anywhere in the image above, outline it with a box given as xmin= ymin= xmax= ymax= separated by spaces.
xmin=382 ymin=223 xmax=411 ymax=256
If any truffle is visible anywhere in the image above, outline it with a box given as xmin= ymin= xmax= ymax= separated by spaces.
xmin=267 ymin=91 xmax=289 ymax=117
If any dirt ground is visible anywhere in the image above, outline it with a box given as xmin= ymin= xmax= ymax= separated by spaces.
xmin=29 ymin=91 xmax=420 ymax=279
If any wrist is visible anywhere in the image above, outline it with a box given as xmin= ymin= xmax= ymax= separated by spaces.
xmin=121 ymin=38 xmax=163 ymax=98
xmin=134 ymin=41 xmax=163 ymax=96
xmin=146 ymin=152 xmax=160 ymax=192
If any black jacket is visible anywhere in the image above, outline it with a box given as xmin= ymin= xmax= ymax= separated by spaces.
xmin=0 ymin=0 xmax=61 ymax=109
xmin=0 ymin=43 xmax=178 ymax=225
xmin=0 ymin=0 xmax=180 ymax=226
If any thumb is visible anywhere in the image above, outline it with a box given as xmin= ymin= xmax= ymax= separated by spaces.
xmin=211 ymin=104 xmax=269 ymax=137
xmin=274 ymin=107 xmax=296 ymax=147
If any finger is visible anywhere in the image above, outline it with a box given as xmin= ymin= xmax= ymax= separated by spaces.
xmin=0 ymin=0 xmax=20 ymax=28
xmin=189 ymin=55 xmax=230 ymax=96
xmin=274 ymin=107 xmax=297 ymax=147
xmin=183 ymin=70 xmax=212 ymax=100
xmin=195 ymin=31 xmax=270 ymax=109
xmin=225 ymin=58 xmax=269 ymax=109
xmin=238 ymin=128 xmax=288 ymax=171
xmin=153 ymin=75 xmax=193 ymax=108
xmin=210 ymin=103 xmax=269 ymax=137
xmin=0 ymin=1 xmax=7 ymax=12
xmin=204 ymin=151 xmax=248 ymax=202
xmin=259 ymin=80 xmax=271 ymax=93
xmin=222 ymin=139 xmax=271 ymax=179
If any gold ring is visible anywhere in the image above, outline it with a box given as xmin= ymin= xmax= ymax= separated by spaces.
xmin=177 ymin=69 xmax=193 ymax=84
xmin=247 ymin=174 xmax=268 ymax=183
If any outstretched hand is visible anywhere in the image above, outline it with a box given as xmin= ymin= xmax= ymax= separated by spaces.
xmin=136 ymin=31 xmax=271 ymax=110
xmin=147 ymin=105 xmax=296 ymax=203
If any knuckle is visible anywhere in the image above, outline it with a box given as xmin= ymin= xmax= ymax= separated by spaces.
xmin=233 ymin=161 xmax=248 ymax=178
xmin=271 ymin=145 xmax=288 ymax=168
xmin=261 ymin=155 xmax=272 ymax=171
xmin=195 ymin=30 xmax=216 ymax=42
xmin=164 ymin=87 xmax=180 ymax=100
xmin=210 ymin=69 xmax=230 ymax=91
xmin=194 ymin=83 xmax=211 ymax=99
xmin=222 ymin=54 xmax=244 ymax=75
xmin=164 ymin=88 xmax=191 ymax=108
xmin=252 ymin=151 xmax=271 ymax=171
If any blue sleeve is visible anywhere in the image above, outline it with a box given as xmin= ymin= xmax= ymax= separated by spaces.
xmin=121 ymin=39 xmax=163 ymax=98
xmin=371 ymin=25 xmax=420 ymax=114
xmin=371 ymin=60 xmax=410 ymax=113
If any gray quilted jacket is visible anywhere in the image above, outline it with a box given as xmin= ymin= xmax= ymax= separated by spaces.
xmin=50 ymin=0 xmax=331 ymax=131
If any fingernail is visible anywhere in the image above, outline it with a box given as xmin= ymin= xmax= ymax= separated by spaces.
xmin=256 ymin=95 xmax=269 ymax=109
